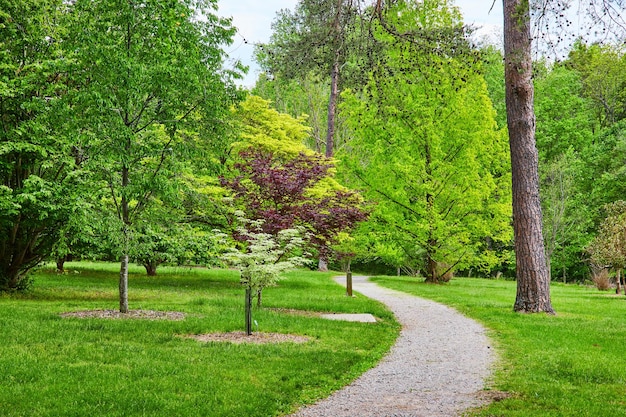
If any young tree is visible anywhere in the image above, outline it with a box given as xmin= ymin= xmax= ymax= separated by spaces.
xmin=222 ymin=149 xmax=367 ymax=271
xmin=221 ymin=215 xmax=307 ymax=334
xmin=66 ymin=0 xmax=238 ymax=312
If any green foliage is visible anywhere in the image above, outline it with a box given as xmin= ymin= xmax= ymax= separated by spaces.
xmin=0 ymin=0 xmax=81 ymax=290
xmin=539 ymin=150 xmax=592 ymax=281
xmin=221 ymin=214 xmax=309 ymax=295
xmin=580 ymin=120 xmax=626 ymax=216
xmin=480 ymin=46 xmax=507 ymax=130
xmin=61 ymin=0 xmax=239 ymax=308
xmin=587 ymin=201 xmax=626 ymax=270
xmin=535 ymin=65 xmax=596 ymax=162
xmin=258 ymin=0 xmax=356 ymax=73
xmin=373 ymin=276 xmax=626 ymax=416
xmin=567 ymin=41 xmax=626 ymax=128
xmin=338 ymin=1 xmax=512 ymax=280
xmin=252 ymin=73 xmax=330 ymax=153
xmin=231 ymin=95 xmax=312 ymax=158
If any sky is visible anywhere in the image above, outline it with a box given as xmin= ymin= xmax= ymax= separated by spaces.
xmin=216 ymin=0 xmax=504 ymax=88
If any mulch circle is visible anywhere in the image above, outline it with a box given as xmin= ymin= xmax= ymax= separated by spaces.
xmin=60 ymin=309 xmax=186 ymax=321
xmin=185 ymin=331 xmax=311 ymax=344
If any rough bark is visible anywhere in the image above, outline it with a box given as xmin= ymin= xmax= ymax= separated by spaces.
xmin=503 ymin=0 xmax=554 ymax=313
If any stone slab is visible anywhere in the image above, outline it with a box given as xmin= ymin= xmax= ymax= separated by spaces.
xmin=319 ymin=313 xmax=377 ymax=323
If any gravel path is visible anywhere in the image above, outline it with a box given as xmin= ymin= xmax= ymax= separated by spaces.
xmin=289 ymin=275 xmax=496 ymax=417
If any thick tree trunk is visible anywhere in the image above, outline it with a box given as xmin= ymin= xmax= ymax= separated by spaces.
xmin=425 ymin=253 xmax=438 ymax=283
xmin=503 ymin=0 xmax=554 ymax=313
xmin=144 ymin=262 xmax=158 ymax=276
xmin=56 ymin=257 xmax=66 ymax=273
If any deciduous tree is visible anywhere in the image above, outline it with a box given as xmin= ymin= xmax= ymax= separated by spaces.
xmin=66 ymin=0 xmax=238 ymax=312
xmin=0 ymin=0 xmax=80 ymax=291
xmin=340 ymin=0 xmax=511 ymax=282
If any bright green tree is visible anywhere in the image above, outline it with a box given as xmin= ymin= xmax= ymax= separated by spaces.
xmin=252 ymin=74 xmax=330 ymax=153
xmin=339 ymin=0 xmax=511 ymax=282
xmin=65 ymin=0 xmax=238 ymax=312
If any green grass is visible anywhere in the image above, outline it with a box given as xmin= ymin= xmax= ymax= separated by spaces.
xmin=0 ymin=263 xmax=399 ymax=417
xmin=371 ymin=275 xmax=626 ymax=417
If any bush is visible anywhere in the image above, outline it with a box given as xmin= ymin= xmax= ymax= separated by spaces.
xmin=591 ymin=268 xmax=611 ymax=291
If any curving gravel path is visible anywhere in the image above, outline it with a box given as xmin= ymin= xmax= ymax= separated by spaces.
xmin=289 ymin=275 xmax=496 ymax=417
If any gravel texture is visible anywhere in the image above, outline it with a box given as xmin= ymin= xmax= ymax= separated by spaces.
xmin=186 ymin=331 xmax=310 ymax=344
xmin=60 ymin=309 xmax=186 ymax=320
xmin=289 ymin=275 xmax=496 ymax=417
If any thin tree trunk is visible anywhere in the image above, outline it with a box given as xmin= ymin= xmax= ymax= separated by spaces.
xmin=325 ymin=53 xmax=340 ymax=158
xmin=119 ymin=253 xmax=129 ymax=313
xmin=256 ymin=288 xmax=263 ymax=308
xmin=119 ymin=163 xmax=130 ymax=313
xmin=503 ymin=0 xmax=554 ymax=313
xmin=245 ymin=288 xmax=252 ymax=335
xmin=325 ymin=0 xmax=344 ymax=158
xmin=616 ymin=268 xmax=621 ymax=295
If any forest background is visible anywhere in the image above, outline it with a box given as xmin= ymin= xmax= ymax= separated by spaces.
xmin=2 ymin=0 xmax=626 ymax=300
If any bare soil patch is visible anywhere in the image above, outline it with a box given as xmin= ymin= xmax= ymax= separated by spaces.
xmin=185 ymin=331 xmax=310 ymax=344
xmin=60 ymin=309 xmax=186 ymax=320
xmin=476 ymin=390 xmax=512 ymax=403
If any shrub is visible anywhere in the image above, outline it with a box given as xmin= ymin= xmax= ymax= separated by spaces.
xmin=591 ymin=268 xmax=611 ymax=291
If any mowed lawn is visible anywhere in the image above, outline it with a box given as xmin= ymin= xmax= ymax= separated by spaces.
xmin=0 ymin=263 xmax=399 ymax=417
xmin=373 ymin=275 xmax=626 ymax=417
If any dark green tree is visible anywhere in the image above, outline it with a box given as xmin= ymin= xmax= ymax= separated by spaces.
xmin=256 ymin=0 xmax=364 ymax=157
xmin=0 ymin=0 xmax=81 ymax=291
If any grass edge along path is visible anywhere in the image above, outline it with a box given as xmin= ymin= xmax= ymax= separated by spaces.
xmin=0 ymin=263 xmax=399 ymax=417
xmin=371 ymin=275 xmax=626 ymax=417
